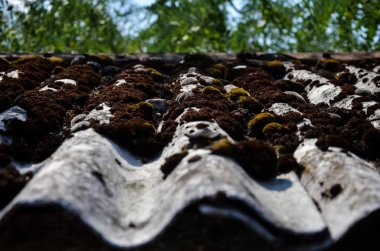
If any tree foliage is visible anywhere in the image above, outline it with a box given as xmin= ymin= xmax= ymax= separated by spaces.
xmin=1 ymin=0 xmax=380 ymax=53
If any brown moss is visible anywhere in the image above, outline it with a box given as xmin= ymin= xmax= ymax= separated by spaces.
xmin=363 ymin=128 xmax=380 ymax=160
xmin=276 ymin=154 xmax=302 ymax=175
xmin=335 ymin=71 xmax=357 ymax=84
xmin=161 ymin=151 xmax=188 ymax=179
xmin=0 ymin=57 xmax=10 ymax=71
xmin=274 ymin=80 xmax=305 ymax=93
xmin=0 ymin=165 xmax=32 ymax=210
xmin=236 ymin=140 xmax=277 ymax=180
xmin=322 ymin=184 xmax=343 ymax=199
xmin=317 ymin=59 xmax=345 ymax=72
xmin=96 ymin=117 xmax=160 ymax=158
xmin=0 ymin=144 xmax=11 ymax=166
xmin=158 ymin=120 xmax=179 ymax=145
xmin=49 ymin=64 xmax=100 ymax=89
xmin=85 ymin=85 xmax=147 ymax=112
xmin=264 ymin=60 xmax=286 ymax=79
xmin=237 ymin=96 xmax=263 ymax=114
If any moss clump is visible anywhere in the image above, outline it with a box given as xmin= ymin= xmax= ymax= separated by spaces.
xmin=200 ymin=77 xmax=223 ymax=87
xmin=237 ymin=96 xmax=263 ymax=114
xmin=265 ymin=60 xmax=286 ymax=79
xmin=236 ymin=140 xmax=277 ymax=180
xmin=247 ymin=113 xmax=276 ymax=136
xmin=11 ymin=55 xmax=45 ymax=65
xmin=227 ymin=88 xmax=250 ymax=102
xmin=210 ymin=138 xmax=237 ymax=156
xmin=335 ymin=71 xmax=357 ymax=84
xmin=206 ymin=63 xmax=228 ymax=79
xmin=262 ymin=122 xmax=287 ymax=136
xmin=201 ymin=86 xmax=222 ymax=95
xmin=49 ymin=56 xmax=65 ymax=65
xmin=276 ymin=154 xmax=302 ymax=175
xmin=317 ymin=59 xmax=343 ymax=72
xmin=51 ymin=66 xmax=65 ymax=75
xmin=125 ymin=101 xmax=154 ymax=120
xmin=89 ymin=54 xmax=114 ymax=66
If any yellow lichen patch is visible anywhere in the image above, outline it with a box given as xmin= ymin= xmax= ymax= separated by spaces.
xmin=49 ymin=56 xmax=65 ymax=65
xmin=262 ymin=122 xmax=287 ymax=136
xmin=206 ymin=63 xmax=228 ymax=79
xmin=248 ymin=113 xmax=276 ymax=136
xmin=210 ymin=138 xmax=236 ymax=156
xmin=201 ymin=86 xmax=222 ymax=95
xmin=237 ymin=96 xmax=263 ymax=113
xmin=226 ymin=87 xmax=250 ymax=102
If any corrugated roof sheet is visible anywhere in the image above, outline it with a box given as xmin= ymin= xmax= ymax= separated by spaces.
xmin=0 ymin=53 xmax=380 ymax=250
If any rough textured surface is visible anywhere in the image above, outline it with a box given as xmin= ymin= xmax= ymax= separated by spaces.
xmin=0 ymin=53 xmax=380 ymax=250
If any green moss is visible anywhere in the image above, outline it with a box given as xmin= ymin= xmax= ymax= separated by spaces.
xmin=127 ymin=101 xmax=153 ymax=112
xmin=227 ymin=87 xmax=250 ymax=102
xmin=262 ymin=122 xmax=287 ymax=136
xmin=206 ymin=63 xmax=228 ymax=79
xmin=237 ymin=96 xmax=263 ymax=113
xmin=265 ymin=60 xmax=286 ymax=79
xmin=51 ymin=66 xmax=64 ymax=75
xmin=146 ymin=67 xmax=164 ymax=79
xmin=247 ymin=113 xmax=276 ymax=136
xmin=201 ymin=86 xmax=222 ymax=95
xmin=142 ymin=121 xmax=156 ymax=131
